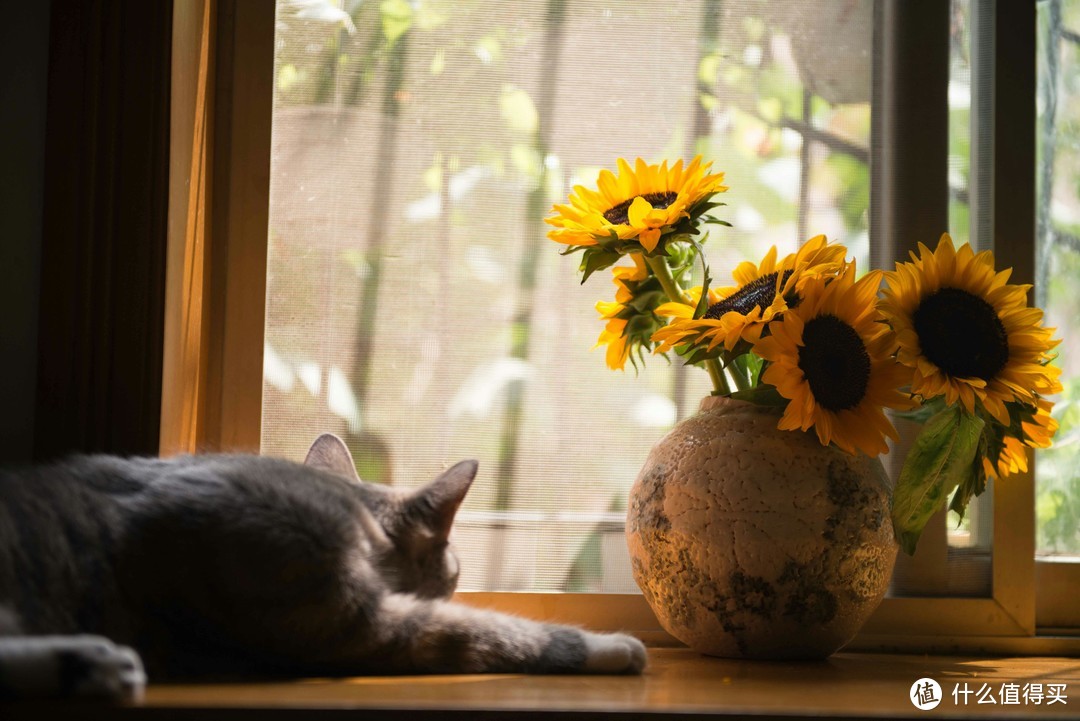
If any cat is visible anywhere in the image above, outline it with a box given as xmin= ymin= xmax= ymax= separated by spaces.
xmin=0 ymin=434 xmax=646 ymax=699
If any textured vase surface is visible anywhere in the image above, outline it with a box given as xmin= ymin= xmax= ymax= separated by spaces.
xmin=626 ymin=395 xmax=897 ymax=659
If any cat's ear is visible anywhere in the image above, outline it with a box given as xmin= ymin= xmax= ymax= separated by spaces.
xmin=409 ymin=460 xmax=477 ymax=542
xmin=304 ymin=433 xmax=362 ymax=483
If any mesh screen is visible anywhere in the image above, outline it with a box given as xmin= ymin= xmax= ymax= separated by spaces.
xmin=262 ymin=0 xmax=877 ymax=592
xmin=1036 ymin=0 xmax=1080 ymax=558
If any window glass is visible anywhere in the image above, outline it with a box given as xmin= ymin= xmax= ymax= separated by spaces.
xmin=944 ymin=0 xmax=994 ymax=563
xmin=948 ymin=1 xmax=972 ymax=251
xmin=263 ymin=0 xmax=872 ymax=591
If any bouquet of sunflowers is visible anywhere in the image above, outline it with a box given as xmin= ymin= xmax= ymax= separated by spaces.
xmin=547 ymin=156 xmax=1061 ymax=554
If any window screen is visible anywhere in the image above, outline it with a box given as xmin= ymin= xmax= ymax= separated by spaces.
xmin=1036 ymin=0 xmax=1080 ymax=558
xmin=263 ymin=0 xmax=873 ymax=591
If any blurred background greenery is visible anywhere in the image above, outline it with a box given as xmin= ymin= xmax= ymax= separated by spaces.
xmin=1036 ymin=0 xmax=1080 ymax=555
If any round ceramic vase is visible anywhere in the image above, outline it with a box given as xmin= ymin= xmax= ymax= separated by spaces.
xmin=625 ymin=395 xmax=897 ymax=660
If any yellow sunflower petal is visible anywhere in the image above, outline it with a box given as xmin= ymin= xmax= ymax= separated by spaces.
xmin=880 ymin=234 xmax=1060 ymax=417
xmin=547 ymin=156 xmax=727 ymax=252
xmin=752 ymin=259 xmax=907 ymax=457
xmin=655 ymin=302 xmax=695 ymax=319
xmin=626 ymin=195 xmax=652 ymax=227
xmin=639 ymin=228 xmax=661 ymax=253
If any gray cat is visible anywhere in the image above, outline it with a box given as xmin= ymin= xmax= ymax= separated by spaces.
xmin=0 ymin=434 xmax=646 ymax=699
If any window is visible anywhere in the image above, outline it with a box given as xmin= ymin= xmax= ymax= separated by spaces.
xmin=164 ymin=0 xmax=1079 ymax=648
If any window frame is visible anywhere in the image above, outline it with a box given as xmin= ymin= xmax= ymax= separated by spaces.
xmin=162 ymin=0 xmax=1080 ymax=650
xmin=161 ymin=0 xmax=271 ymax=457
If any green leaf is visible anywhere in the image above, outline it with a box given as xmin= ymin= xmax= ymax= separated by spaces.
xmin=693 ymin=282 xmax=712 ymax=319
xmin=625 ymin=313 xmax=660 ymax=336
xmin=891 ymin=406 xmax=986 ymax=555
xmin=595 ymin=229 xmax=624 ymax=250
xmin=686 ymin=235 xmax=713 ymax=320
xmin=626 ymin=289 xmax=664 ymax=313
xmin=949 ymin=431 xmax=989 ymax=519
xmin=380 ymin=0 xmax=413 ymax=44
xmin=728 ymin=384 xmax=787 ymax=407
xmin=891 ymin=401 xmax=939 ymax=424
xmin=579 ymin=248 xmax=620 ymax=284
xmin=729 ymin=351 xmax=765 ymax=387
xmin=689 ymin=200 xmax=728 ymax=216
xmin=682 ymin=346 xmax=724 ymax=365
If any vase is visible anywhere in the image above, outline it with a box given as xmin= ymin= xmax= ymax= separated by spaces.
xmin=625 ymin=395 xmax=897 ymax=660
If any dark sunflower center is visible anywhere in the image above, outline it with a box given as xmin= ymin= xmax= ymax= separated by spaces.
xmin=603 ymin=191 xmax=678 ymax=226
xmin=703 ymin=270 xmax=795 ymax=320
xmin=912 ymin=287 xmax=1009 ymax=381
xmin=797 ymin=314 xmax=871 ymax=412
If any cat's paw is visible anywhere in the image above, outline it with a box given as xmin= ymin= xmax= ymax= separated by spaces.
xmin=61 ymin=636 xmax=146 ymax=700
xmin=0 ymin=635 xmax=146 ymax=700
xmin=581 ymin=631 xmax=648 ymax=675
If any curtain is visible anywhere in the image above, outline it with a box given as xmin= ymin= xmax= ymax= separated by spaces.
xmin=34 ymin=1 xmax=173 ymax=459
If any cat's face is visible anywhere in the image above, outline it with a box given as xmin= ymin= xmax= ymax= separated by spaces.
xmin=376 ymin=506 xmax=463 ymax=599
xmin=304 ymin=434 xmax=476 ymax=600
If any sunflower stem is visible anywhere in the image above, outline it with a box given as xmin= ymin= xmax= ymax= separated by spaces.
xmin=644 ymin=254 xmax=692 ymax=305
xmin=645 ymin=253 xmax=730 ymax=395
xmin=726 ymin=362 xmax=750 ymax=391
xmin=706 ymin=359 xmax=730 ymax=395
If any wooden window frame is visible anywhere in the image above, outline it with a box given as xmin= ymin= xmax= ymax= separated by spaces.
xmin=162 ymin=0 xmax=1080 ymax=652
xmin=162 ymin=0 xmax=271 ymax=457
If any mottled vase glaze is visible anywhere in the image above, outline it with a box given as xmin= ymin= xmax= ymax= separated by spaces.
xmin=626 ymin=396 xmax=897 ymax=660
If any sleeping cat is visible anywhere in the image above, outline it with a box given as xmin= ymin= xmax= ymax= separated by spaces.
xmin=0 ymin=434 xmax=646 ymax=699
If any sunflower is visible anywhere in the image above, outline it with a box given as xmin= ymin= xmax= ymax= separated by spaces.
xmin=593 ymin=254 xmax=660 ymax=371
xmin=595 ymin=301 xmax=634 ymax=371
xmin=651 ymin=235 xmax=846 ymax=355
xmin=545 ymin=156 xmax=728 ymax=253
xmin=612 ymin=252 xmax=648 ymax=303
xmin=752 ymin=263 xmax=913 ymax=456
xmin=983 ymin=397 xmax=1059 ymax=479
xmin=650 ymin=285 xmax=727 ymax=353
xmin=879 ymin=233 xmax=1062 ymax=425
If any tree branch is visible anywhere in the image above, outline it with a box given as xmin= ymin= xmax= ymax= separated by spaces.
xmin=777 ymin=116 xmax=869 ymax=164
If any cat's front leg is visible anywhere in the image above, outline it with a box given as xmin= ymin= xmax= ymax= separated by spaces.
xmin=0 ymin=635 xmax=146 ymax=700
xmin=332 ymin=594 xmax=647 ymax=675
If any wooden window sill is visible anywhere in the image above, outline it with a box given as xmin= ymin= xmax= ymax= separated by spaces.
xmin=4 ymin=648 xmax=1078 ymax=719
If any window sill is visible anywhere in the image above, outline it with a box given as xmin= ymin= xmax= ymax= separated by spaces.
xmin=5 ymin=648 xmax=1078 ymax=720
